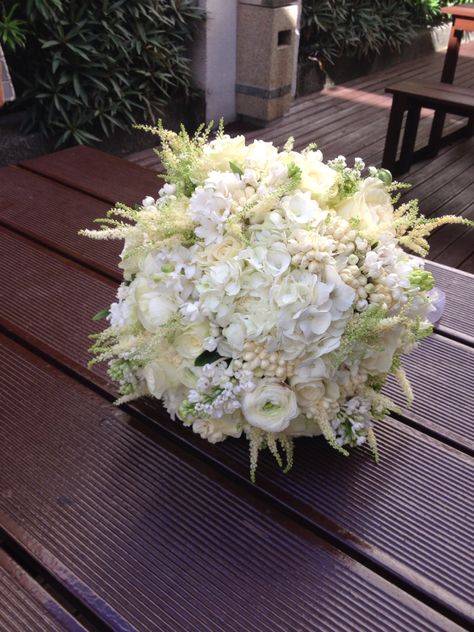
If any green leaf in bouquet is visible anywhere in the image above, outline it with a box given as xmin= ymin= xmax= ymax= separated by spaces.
xmin=194 ymin=350 xmax=222 ymax=367
xmin=229 ymin=161 xmax=243 ymax=176
xmin=93 ymin=307 xmax=110 ymax=321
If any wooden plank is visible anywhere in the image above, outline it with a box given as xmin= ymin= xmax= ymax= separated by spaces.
xmin=0 ymin=229 xmax=115 ymax=386
xmin=0 ymin=550 xmax=86 ymax=632
xmin=1 ymin=229 xmax=474 ymax=625
xmin=0 ymin=167 xmax=121 ymax=280
xmin=433 ymin=226 xmax=474 ymax=269
xmin=239 ymin=56 xmax=474 ymax=147
xmin=19 ymin=145 xmax=163 ymax=206
xmin=425 ymin=260 xmax=474 ymax=345
xmin=384 ymin=334 xmax=474 ymax=450
xmin=2 ymin=335 xmax=461 ymax=632
xmin=441 ymin=5 xmax=474 ymax=18
xmin=386 ymin=80 xmax=474 ymax=110
xmin=460 ymin=250 xmax=474 ymax=273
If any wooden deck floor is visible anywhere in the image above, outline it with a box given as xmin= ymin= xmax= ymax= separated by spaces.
xmin=128 ymin=42 xmax=474 ymax=273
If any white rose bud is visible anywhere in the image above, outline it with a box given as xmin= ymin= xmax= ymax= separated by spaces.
xmin=134 ymin=278 xmax=176 ymax=332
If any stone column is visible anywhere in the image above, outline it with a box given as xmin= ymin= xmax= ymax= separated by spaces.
xmin=236 ymin=0 xmax=299 ymax=124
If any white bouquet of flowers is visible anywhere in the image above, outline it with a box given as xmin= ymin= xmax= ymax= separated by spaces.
xmin=82 ymin=123 xmax=468 ymax=479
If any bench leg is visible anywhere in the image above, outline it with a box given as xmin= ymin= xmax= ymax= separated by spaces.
xmin=467 ymin=115 xmax=474 ymax=138
xmin=399 ymin=104 xmax=421 ymax=174
xmin=428 ymin=109 xmax=446 ymax=156
xmin=382 ymin=94 xmax=406 ymax=174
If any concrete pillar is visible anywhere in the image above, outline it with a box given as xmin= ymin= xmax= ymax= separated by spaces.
xmin=192 ymin=0 xmax=238 ymax=123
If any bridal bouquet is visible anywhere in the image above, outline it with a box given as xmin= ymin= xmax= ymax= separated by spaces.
xmin=82 ymin=123 xmax=467 ymax=479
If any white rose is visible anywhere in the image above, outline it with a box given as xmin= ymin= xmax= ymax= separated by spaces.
xmin=336 ymin=177 xmax=394 ymax=232
xmin=200 ymin=236 xmax=242 ymax=264
xmin=362 ymin=326 xmax=403 ymax=373
xmin=290 ymin=359 xmax=328 ymax=409
xmin=292 ymin=381 xmax=325 ymax=410
xmin=245 ymin=140 xmax=279 ymax=171
xmin=142 ymin=359 xmax=181 ymax=399
xmin=174 ymin=322 xmax=210 ymax=360
xmin=290 ymin=150 xmax=338 ymax=205
xmin=201 ymin=135 xmax=248 ymax=173
xmin=242 ymin=379 xmax=299 ymax=432
xmin=134 ymin=278 xmax=177 ymax=332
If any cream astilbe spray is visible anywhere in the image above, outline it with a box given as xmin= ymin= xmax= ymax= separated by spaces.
xmin=81 ymin=121 xmax=472 ymax=480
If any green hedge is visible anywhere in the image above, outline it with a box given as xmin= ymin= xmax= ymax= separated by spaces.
xmin=4 ymin=0 xmax=203 ymax=146
xmin=300 ymin=1 xmax=472 ymax=66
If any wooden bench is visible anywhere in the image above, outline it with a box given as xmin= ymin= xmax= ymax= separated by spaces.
xmin=1 ymin=147 xmax=474 ymax=630
xmin=382 ymin=79 xmax=474 ymax=175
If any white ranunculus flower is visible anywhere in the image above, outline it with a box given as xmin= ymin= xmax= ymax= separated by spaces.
xmin=242 ymin=379 xmax=299 ymax=432
xmin=336 ymin=177 xmax=394 ymax=232
xmin=281 ymin=191 xmax=322 ymax=225
xmin=175 ymin=322 xmax=210 ymax=360
xmin=192 ymin=415 xmax=243 ymax=443
xmin=134 ymin=278 xmax=177 ymax=332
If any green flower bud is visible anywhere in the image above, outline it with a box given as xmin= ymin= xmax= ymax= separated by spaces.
xmin=409 ymin=269 xmax=434 ymax=291
xmin=376 ymin=168 xmax=392 ymax=186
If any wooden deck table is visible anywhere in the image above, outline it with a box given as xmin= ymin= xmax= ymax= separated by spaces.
xmin=1 ymin=147 xmax=473 ymax=631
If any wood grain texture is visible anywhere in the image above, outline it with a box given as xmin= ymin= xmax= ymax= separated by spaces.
xmin=0 ymin=550 xmax=85 ymax=632
xmin=20 ymin=145 xmax=163 ymax=206
xmin=2 ymin=335 xmax=462 ymax=632
xmin=1 ymin=228 xmax=473 ymax=625
xmin=0 ymin=167 xmax=121 ymax=279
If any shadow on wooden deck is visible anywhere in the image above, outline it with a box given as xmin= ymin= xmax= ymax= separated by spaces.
xmin=128 ymin=43 xmax=474 ymax=273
